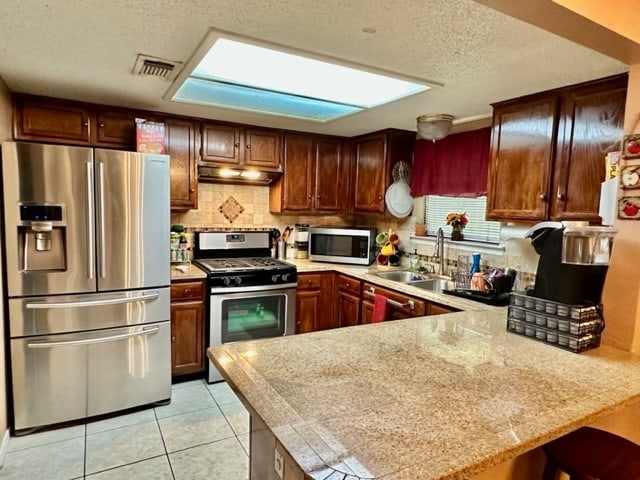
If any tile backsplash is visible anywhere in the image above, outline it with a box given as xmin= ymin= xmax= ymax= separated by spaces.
xmin=171 ymin=183 xmax=539 ymax=285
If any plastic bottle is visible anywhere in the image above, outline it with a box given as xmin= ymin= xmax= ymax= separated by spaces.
xmin=470 ymin=253 xmax=481 ymax=274
xmin=410 ymin=249 xmax=419 ymax=271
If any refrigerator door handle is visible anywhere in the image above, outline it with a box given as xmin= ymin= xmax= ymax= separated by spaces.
xmin=25 ymin=292 xmax=160 ymax=309
xmin=26 ymin=326 xmax=160 ymax=348
xmin=86 ymin=161 xmax=95 ymax=280
xmin=97 ymin=161 xmax=106 ymax=279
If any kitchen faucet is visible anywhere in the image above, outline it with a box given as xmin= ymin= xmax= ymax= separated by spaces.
xmin=434 ymin=228 xmax=445 ymax=276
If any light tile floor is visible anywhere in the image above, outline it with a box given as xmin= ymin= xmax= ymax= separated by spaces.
xmin=0 ymin=380 xmax=250 ymax=480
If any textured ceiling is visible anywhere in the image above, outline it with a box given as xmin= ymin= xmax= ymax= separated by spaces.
xmin=0 ymin=0 xmax=630 ymax=137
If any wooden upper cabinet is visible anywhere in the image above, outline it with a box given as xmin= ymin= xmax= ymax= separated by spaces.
xmin=13 ymin=94 xmax=148 ymax=149
xmin=279 ymin=134 xmax=315 ymax=211
xmin=201 ymin=123 xmax=281 ymax=170
xmin=201 ymin=123 xmax=242 ymax=165
xmin=14 ymin=94 xmax=92 ymax=144
xmin=353 ymin=134 xmax=387 ymax=213
xmin=486 ymin=74 xmax=627 ymax=222
xmin=270 ymin=133 xmax=349 ymax=213
xmin=94 ymin=109 xmax=137 ymax=149
xmin=244 ymin=129 xmax=281 ymax=169
xmin=352 ymin=130 xmax=414 ymax=214
xmin=315 ymin=138 xmax=349 ymax=211
xmin=166 ymin=117 xmax=199 ymax=211
xmin=486 ymin=97 xmax=558 ymax=221
xmin=551 ymin=76 xmax=627 ymax=221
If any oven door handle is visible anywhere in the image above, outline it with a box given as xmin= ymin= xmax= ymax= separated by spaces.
xmin=209 ymin=283 xmax=297 ymax=294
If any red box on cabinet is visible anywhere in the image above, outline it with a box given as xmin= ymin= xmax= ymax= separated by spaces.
xmin=135 ymin=119 xmax=165 ymax=153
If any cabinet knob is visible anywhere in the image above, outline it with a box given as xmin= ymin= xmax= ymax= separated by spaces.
xmin=378 ymin=195 xmax=383 ymax=201
xmin=99 ymin=123 xmax=105 ymax=128
xmin=557 ymin=193 xmax=565 ymax=201
xmin=539 ymin=193 xmax=548 ymax=201
xmin=83 ymin=121 xmax=89 ymax=127
xmin=345 ymin=283 xmax=350 ymax=288
xmin=296 ymin=321 xmax=301 ymax=326
xmin=171 ymin=336 xmax=175 ymax=342
xmin=190 ymin=188 xmax=196 ymax=193
xmin=234 ymin=143 xmax=240 ymax=148
xmin=307 ymin=280 xmax=312 ymax=285
xmin=246 ymin=144 xmax=251 ymax=149
xmin=308 ymin=194 xmax=312 ymax=199
xmin=184 ymin=288 xmax=191 ymax=295
xmin=317 ymin=195 xmax=320 ymax=200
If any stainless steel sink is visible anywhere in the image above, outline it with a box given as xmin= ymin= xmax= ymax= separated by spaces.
xmin=371 ymin=271 xmax=427 ymax=283
xmin=409 ymin=278 xmax=453 ymax=293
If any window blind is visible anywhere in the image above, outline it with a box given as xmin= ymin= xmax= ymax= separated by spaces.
xmin=424 ymin=196 xmax=501 ymax=243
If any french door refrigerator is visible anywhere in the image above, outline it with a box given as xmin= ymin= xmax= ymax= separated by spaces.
xmin=1 ymin=141 xmax=171 ymax=433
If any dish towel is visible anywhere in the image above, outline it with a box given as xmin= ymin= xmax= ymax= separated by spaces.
xmin=372 ymin=294 xmax=388 ymax=323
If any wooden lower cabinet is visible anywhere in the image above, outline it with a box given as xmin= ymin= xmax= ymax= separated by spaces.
xmin=361 ymin=282 xmax=427 ymax=323
xmin=335 ymin=274 xmax=362 ymax=327
xmin=170 ymin=279 xmax=206 ymax=376
xmin=360 ymin=282 xmax=459 ymax=322
xmin=295 ymin=272 xmax=334 ymax=333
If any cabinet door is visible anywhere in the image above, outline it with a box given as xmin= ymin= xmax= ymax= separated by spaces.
xmin=95 ymin=110 xmax=137 ymax=149
xmin=315 ymin=138 xmax=349 ymax=211
xmin=244 ymin=129 xmax=281 ymax=170
xmin=171 ymin=301 xmax=205 ymax=376
xmin=201 ymin=123 xmax=242 ymax=165
xmin=14 ymin=95 xmax=91 ymax=144
xmin=296 ymin=289 xmax=321 ymax=333
xmin=360 ymin=300 xmax=374 ymax=325
xmin=166 ymin=118 xmax=198 ymax=210
xmin=551 ymin=76 xmax=627 ymax=221
xmin=282 ymin=134 xmax=315 ymax=211
xmin=336 ymin=291 xmax=360 ymax=327
xmin=353 ymin=134 xmax=387 ymax=213
xmin=486 ymin=97 xmax=558 ymax=221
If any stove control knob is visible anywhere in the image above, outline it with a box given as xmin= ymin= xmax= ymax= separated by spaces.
xmin=223 ymin=277 xmax=231 ymax=286
xmin=281 ymin=274 xmax=289 ymax=282
xmin=234 ymin=276 xmax=242 ymax=286
xmin=271 ymin=274 xmax=279 ymax=283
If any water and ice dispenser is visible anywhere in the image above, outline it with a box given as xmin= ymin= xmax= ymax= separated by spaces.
xmin=18 ymin=204 xmax=67 ymax=272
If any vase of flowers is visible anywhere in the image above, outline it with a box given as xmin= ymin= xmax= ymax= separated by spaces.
xmin=445 ymin=212 xmax=468 ymax=241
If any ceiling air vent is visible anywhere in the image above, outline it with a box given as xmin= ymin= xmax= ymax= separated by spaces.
xmin=132 ymin=54 xmax=182 ymax=80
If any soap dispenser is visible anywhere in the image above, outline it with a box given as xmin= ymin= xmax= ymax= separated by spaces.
xmin=470 ymin=253 xmax=481 ymax=274
xmin=410 ymin=249 xmax=420 ymax=271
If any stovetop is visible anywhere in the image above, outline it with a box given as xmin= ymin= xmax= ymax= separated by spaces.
xmin=194 ymin=256 xmax=293 ymax=273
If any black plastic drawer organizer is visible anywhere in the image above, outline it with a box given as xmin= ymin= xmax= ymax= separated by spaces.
xmin=507 ymin=292 xmax=604 ymax=353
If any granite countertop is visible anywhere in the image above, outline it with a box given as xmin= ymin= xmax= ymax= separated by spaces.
xmin=170 ymin=262 xmax=207 ymax=281
xmin=209 ymin=309 xmax=640 ymax=480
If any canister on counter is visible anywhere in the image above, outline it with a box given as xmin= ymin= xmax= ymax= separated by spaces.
xmin=295 ymin=241 xmax=308 ymax=259
xmin=294 ymin=224 xmax=309 ymax=243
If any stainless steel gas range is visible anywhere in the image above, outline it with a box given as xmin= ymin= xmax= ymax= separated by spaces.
xmin=193 ymin=231 xmax=297 ymax=382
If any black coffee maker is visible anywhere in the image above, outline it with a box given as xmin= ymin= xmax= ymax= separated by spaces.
xmin=526 ymin=222 xmax=616 ymax=305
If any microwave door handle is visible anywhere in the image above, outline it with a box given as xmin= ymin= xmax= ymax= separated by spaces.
xmin=97 ymin=161 xmax=106 ymax=279
xmin=25 ymin=292 xmax=160 ymax=309
xmin=86 ymin=161 xmax=95 ymax=280
xmin=27 ymin=326 xmax=160 ymax=348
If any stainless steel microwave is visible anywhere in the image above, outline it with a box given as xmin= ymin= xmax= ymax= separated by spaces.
xmin=308 ymin=226 xmax=377 ymax=265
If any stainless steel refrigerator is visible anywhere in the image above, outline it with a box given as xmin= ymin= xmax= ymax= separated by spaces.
xmin=1 ymin=141 xmax=171 ymax=433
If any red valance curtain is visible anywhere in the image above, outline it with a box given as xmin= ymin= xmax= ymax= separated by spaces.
xmin=411 ymin=127 xmax=491 ymax=198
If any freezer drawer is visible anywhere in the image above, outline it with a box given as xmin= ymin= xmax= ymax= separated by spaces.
xmin=11 ymin=321 xmax=171 ymax=432
xmin=9 ymin=287 xmax=170 ymax=337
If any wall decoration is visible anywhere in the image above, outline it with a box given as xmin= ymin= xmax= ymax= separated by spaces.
xmin=622 ymin=134 xmax=640 ymax=159
xmin=218 ymin=196 xmax=244 ymax=223
xmin=619 ymin=197 xmax=640 ymax=219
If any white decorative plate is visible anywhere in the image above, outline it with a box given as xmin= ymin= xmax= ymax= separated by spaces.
xmin=385 ymin=182 xmax=413 ymax=218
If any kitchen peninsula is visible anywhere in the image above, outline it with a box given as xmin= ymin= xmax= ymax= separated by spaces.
xmin=209 ymin=309 xmax=640 ymax=480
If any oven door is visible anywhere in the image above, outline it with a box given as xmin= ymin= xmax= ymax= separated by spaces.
xmin=210 ymin=284 xmax=296 ymax=346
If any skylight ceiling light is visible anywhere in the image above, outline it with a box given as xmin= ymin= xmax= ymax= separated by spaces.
xmin=170 ymin=34 xmax=431 ymax=122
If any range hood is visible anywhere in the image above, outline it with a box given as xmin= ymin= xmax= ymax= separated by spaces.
xmin=197 ymin=164 xmax=282 ymax=185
